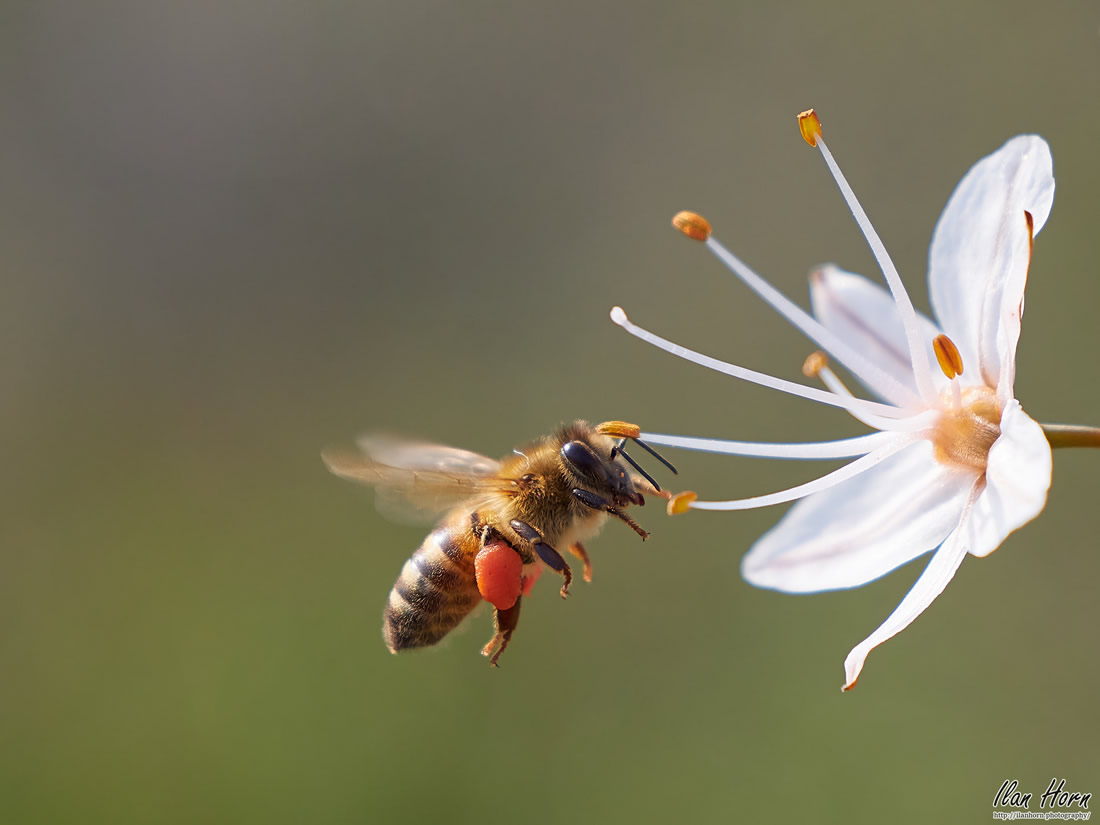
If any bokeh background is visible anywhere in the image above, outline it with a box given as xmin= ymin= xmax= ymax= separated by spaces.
xmin=2 ymin=1 xmax=1097 ymax=822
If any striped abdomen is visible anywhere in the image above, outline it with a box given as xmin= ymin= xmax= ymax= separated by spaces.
xmin=383 ymin=527 xmax=482 ymax=652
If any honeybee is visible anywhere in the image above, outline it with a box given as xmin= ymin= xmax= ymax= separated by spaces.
xmin=323 ymin=420 xmax=676 ymax=665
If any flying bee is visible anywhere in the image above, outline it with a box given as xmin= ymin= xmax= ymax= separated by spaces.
xmin=322 ymin=420 xmax=676 ymax=665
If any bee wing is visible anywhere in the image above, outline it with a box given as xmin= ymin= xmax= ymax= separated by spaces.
xmin=322 ymin=435 xmax=506 ymax=525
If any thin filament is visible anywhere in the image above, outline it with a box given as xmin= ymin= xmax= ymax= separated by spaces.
xmin=637 ymin=430 xmax=896 ymax=460
xmin=815 ymin=136 xmax=937 ymax=402
xmin=816 ymin=367 xmax=938 ymax=433
xmin=611 ymin=308 xmax=908 ymax=420
xmin=704 ymin=236 xmax=922 ymax=410
xmin=689 ymin=435 xmax=918 ymax=511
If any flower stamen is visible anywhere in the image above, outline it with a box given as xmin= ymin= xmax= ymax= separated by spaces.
xmin=802 ymin=109 xmax=938 ymax=403
xmin=667 ymin=490 xmax=697 ymax=516
xmin=933 ymin=333 xmax=965 ymax=409
xmin=675 ymin=225 xmax=923 ymax=409
xmin=802 ymin=350 xmax=829 ymax=378
xmin=609 ymin=306 xmax=909 ymax=419
xmin=932 ymin=334 xmax=964 ymax=379
xmin=686 ymin=435 xmax=919 ymax=511
xmin=637 ymin=429 xmax=897 ymax=460
xmin=802 ymin=350 xmax=938 ymax=433
xmin=797 ymin=109 xmax=822 ymax=147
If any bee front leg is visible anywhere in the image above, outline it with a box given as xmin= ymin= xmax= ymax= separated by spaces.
xmin=481 ymin=596 xmax=522 ymax=667
xmin=571 ymin=489 xmax=649 ymax=540
xmin=509 ymin=519 xmax=573 ymax=598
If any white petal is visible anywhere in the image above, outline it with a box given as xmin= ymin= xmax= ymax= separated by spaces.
xmin=810 ymin=265 xmax=946 ymax=403
xmin=928 ymin=136 xmax=1055 ymax=390
xmin=742 ymin=440 xmax=974 ymax=593
xmin=842 ymin=482 xmax=979 ymax=690
xmin=966 ymin=400 xmax=1052 ymax=557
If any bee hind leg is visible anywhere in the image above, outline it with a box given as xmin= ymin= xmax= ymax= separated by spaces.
xmin=481 ymin=596 xmax=522 ymax=667
xmin=509 ymin=519 xmax=573 ymax=598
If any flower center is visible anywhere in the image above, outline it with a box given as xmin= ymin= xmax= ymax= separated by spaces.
xmin=930 ymin=385 xmax=1001 ymax=473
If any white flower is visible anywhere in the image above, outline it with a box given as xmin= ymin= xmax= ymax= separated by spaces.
xmin=611 ymin=110 xmax=1056 ymax=690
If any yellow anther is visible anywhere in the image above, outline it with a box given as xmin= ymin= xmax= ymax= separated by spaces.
xmin=932 ymin=334 xmax=964 ymax=379
xmin=596 ymin=421 xmax=641 ymax=439
xmin=672 ymin=211 xmax=712 ymax=242
xmin=666 ymin=490 xmax=697 ymax=516
xmin=802 ymin=351 xmax=829 ymax=378
xmin=798 ymin=109 xmax=822 ymax=147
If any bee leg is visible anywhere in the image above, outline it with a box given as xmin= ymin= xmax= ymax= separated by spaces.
xmin=568 ymin=542 xmax=593 ymax=583
xmin=480 ymin=595 xmax=522 ymax=667
xmin=572 ymin=488 xmax=649 ymax=540
xmin=509 ymin=519 xmax=573 ymax=598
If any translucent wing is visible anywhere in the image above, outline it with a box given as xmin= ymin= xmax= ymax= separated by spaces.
xmin=322 ymin=434 xmax=505 ymax=525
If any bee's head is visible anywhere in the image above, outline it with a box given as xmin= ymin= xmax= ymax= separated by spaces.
xmin=559 ymin=435 xmax=642 ymax=506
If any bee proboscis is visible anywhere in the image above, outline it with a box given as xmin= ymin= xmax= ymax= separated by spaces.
xmin=323 ymin=420 xmax=675 ymax=665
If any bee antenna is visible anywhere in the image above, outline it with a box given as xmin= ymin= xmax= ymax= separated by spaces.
xmin=614 ymin=442 xmax=663 ymax=493
xmin=609 ymin=438 xmax=625 ymax=460
xmin=630 ymin=438 xmax=678 ymax=475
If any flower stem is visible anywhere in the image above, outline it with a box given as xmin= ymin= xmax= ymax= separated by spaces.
xmin=1041 ymin=424 xmax=1100 ymax=449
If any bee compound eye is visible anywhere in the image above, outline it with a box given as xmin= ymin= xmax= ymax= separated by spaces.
xmin=560 ymin=441 xmax=606 ymax=483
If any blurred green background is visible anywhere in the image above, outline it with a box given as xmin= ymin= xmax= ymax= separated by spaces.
xmin=2 ymin=1 xmax=1097 ymax=822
